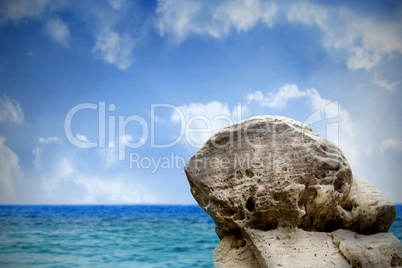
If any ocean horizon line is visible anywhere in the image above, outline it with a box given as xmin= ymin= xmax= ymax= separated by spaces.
xmin=0 ymin=203 xmax=202 ymax=207
xmin=1 ymin=203 xmax=402 ymax=206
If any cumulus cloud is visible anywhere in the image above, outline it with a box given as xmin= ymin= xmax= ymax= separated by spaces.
xmin=346 ymin=47 xmax=380 ymax=71
xmin=39 ymin=153 xmax=154 ymax=204
xmin=103 ymin=141 xmax=118 ymax=168
xmin=73 ymin=133 xmax=98 ymax=149
xmin=170 ymin=101 xmax=244 ymax=147
xmin=0 ymin=95 xmax=24 ymax=124
xmin=156 ymin=0 xmax=278 ymax=42
xmin=33 ymin=132 xmax=155 ymax=203
xmin=286 ymin=1 xmax=328 ymax=29
xmin=247 ymin=84 xmax=358 ymax=166
xmin=213 ymin=0 xmax=277 ymax=32
xmin=100 ymin=134 xmax=135 ymax=168
xmin=372 ymin=72 xmax=398 ymax=91
xmin=0 ymin=136 xmax=23 ymax=203
xmin=92 ymin=29 xmax=136 ymax=70
xmin=39 ymin=136 xmax=61 ymax=144
xmin=247 ymin=84 xmax=307 ymax=109
xmin=286 ymin=2 xmax=402 ymax=71
xmin=171 ymin=85 xmax=355 ymax=154
xmin=247 ymin=84 xmax=355 ymax=164
xmin=381 ymin=138 xmax=402 ymax=152
xmin=1 ymin=1 xmax=140 ymax=70
xmin=305 ymin=88 xmax=355 ymax=158
xmin=0 ymin=0 xmax=49 ymax=23
xmin=41 ymin=158 xmax=75 ymax=195
xmin=33 ymin=136 xmax=62 ymax=170
xmin=156 ymin=1 xmax=402 ymax=70
xmin=44 ymin=17 xmax=70 ymax=47
xmin=75 ymin=133 xmax=90 ymax=143
xmin=58 ymin=158 xmax=75 ymax=179
xmin=73 ymin=175 xmax=155 ymax=204
xmin=344 ymin=16 xmax=402 ymax=70
xmin=108 ymin=0 xmax=126 ymax=10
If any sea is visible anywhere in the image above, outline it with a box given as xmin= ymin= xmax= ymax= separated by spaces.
xmin=0 ymin=204 xmax=401 ymax=267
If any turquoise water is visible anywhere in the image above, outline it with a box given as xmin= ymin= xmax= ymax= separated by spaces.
xmin=0 ymin=205 xmax=219 ymax=267
xmin=0 ymin=204 xmax=401 ymax=267
xmin=391 ymin=204 xmax=402 ymax=241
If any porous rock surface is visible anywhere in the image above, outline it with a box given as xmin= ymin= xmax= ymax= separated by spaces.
xmin=185 ymin=116 xmax=401 ymax=267
xmin=214 ymin=227 xmax=402 ymax=267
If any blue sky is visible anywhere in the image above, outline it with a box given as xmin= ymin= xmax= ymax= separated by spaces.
xmin=0 ymin=0 xmax=401 ymax=204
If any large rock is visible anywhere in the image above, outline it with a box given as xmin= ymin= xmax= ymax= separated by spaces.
xmin=185 ymin=116 xmax=401 ymax=267
xmin=213 ymin=227 xmax=402 ymax=267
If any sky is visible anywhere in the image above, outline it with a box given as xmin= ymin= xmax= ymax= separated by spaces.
xmin=0 ymin=0 xmax=401 ymax=204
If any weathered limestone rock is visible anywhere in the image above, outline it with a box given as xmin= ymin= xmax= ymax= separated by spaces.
xmin=185 ymin=116 xmax=401 ymax=267
xmin=213 ymin=235 xmax=260 ymax=268
xmin=331 ymin=229 xmax=402 ymax=267
xmin=185 ymin=116 xmax=395 ymax=236
xmin=214 ymin=227 xmax=402 ymax=267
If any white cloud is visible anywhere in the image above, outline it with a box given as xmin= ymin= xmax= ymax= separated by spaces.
xmin=33 ymin=136 xmax=62 ymax=170
xmin=287 ymin=2 xmax=402 ymax=71
xmin=44 ymin=18 xmax=70 ymax=47
xmin=304 ymin=88 xmax=357 ymax=166
xmin=247 ymin=84 xmax=358 ymax=166
xmin=0 ymin=95 xmax=24 ymax=124
xmin=103 ymin=141 xmax=117 ymax=168
xmin=58 ymin=158 xmax=75 ymax=179
xmin=372 ymin=72 xmax=398 ymax=91
xmin=307 ymin=88 xmax=353 ymax=132
xmin=73 ymin=175 xmax=155 ymax=204
xmin=39 ymin=152 xmax=154 ymax=204
xmin=32 ymin=147 xmax=42 ymax=170
xmin=75 ymin=133 xmax=90 ymax=143
xmin=171 ymin=101 xmax=243 ymax=147
xmin=344 ymin=15 xmax=402 ymax=70
xmin=92 ymin=29 xmax=136 ymax=70
xmin=39 ymin=136 xmax=61 ymax=144
xmin=156 ymin=1 xmax=402 ymax=70
xmin=156 ymin=0 xmax=202 ymax=41
xmin=41 ymin=157 xmax=75 ymax=195
xmin=0 ymin=136 xmax=22 ymax=203
xmin=214 ymin=0 xmax=278 ymax=32
xmin=171 ymin=85 xmax=353 ymax=152
xmin=72 ymin=133 xmax=97 ymax=149
xmin=100 ymin=134 xmax=134 ymax=168
xmin=247 ymin=84 xmax=307 ymax=108
xmin=346 ymin=47 xmax=380 ymax=71
xmin=232 ymin=102 xmax=247 ymax=118
xmin=0 ymin=0 xmax=49 ymax=23
xmin=306 ymin=88 xmax=334 ymax=114
xmin=108 ymin=0 xmax=126 ymax=10
xmin=1 ymin=1 xmax=139 ymax=70
xmin=286 ymin=1 xmax=328 ymax=29
xmin=381 ymin=138 xmax=402 ymax=152
xmin=156 ymin=0 xmax=278 ymax=42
